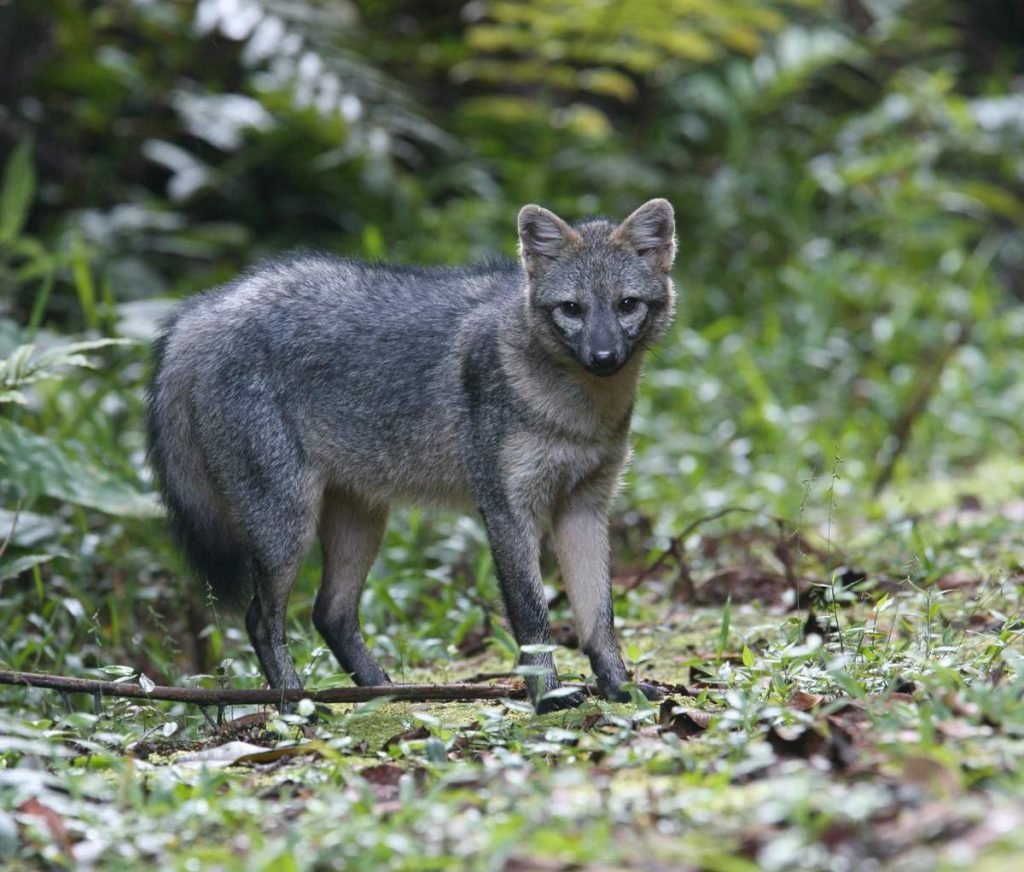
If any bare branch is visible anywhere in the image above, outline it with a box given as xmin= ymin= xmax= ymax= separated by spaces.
xmin=0 ymin=669 xmax=528 ymax=706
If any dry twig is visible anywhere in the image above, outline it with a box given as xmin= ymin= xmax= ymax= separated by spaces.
xmin=0 ymin=669 xmax=527 ymax=706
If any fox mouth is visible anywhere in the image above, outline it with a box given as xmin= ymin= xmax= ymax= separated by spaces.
xmin=582 ymin=358 xmax=625 ymax=377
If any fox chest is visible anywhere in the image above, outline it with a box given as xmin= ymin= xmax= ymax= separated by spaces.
xmin=498 ymin=431 xmax=624 ymax=521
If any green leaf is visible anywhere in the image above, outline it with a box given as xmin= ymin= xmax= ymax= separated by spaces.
xmin=0 ymin=508 xmax=65 ymax=548
xmin=33 ymin=337 xmax=136 ymax=371
xmin=70 ymin=232 xmax=99 ymax=328
xmin=424 ymin=737 xmax=448 ymax=763
xmin=0 ymin=138 xmax=35 ymax=243
xmin=0 ymin=339 xmax=135 ymax=397
xmin=0 ymin=390 xmax=28 ymax=405
xmin=0 ymin=419 xmax=161 ymax=518
xmin=0 ymin=553 xmax=58 ymax=582
xmin=491 ymin=623 xmax=519 ymax=657
xmin=0 ymin=344 xmax=37 ymax=387
xmin=741 ymin=645 xmax=756 ymax=668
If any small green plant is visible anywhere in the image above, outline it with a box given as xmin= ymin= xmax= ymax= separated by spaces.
xmin=0 ymin=338 xmax=132 ymax=406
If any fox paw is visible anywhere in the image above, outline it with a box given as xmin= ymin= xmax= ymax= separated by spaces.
xmin=535 ymin=687 xmax=587 ymax=713
xmin=635 ymin=681 xmax=668 ymax=701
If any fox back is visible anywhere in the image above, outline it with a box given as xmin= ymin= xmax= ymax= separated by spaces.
xmin=147 ymin=199 xmax=676 ymax=711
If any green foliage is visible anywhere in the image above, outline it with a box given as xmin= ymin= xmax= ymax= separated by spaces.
xmin=1 ymin=0 xmax=1024 ymax=866
xmin=462 ymin=0 xmax=820 ymax=106
xmin=0 ymin=338 xmax=132 ymax=406
xmin=0 ymin=138 xmax=35 ymax=244
xmin=0 ymin=417 xmax=158 ymax=518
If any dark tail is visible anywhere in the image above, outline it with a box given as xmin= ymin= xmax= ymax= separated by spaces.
xmin=146 ymin=324 xmax=253 ymax=610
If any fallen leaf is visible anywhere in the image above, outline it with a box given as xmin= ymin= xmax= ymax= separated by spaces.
xmin=659 ymin=700 xmax=712 ymax=739
xmin=767 ymin=719 xmax=857 ymax=771
xmin=359 ymin=764 xmax=405 ymax=810
xmin=936 ymin=570 xmax=982 ymax=591
xmin=359 ymin=764 xmax=406 ymax=788
xmin=942 ymin=691 xmax=979 ymax=719
xmin=766 ymin=724 xmax=828 ymax=759
xmin=899 ymin=755 xmax=962 ymax=798
xmin=382 ymin=726 xmax=430 ymax=753
xmin=788 ymin=690 xmax=826 ymax=711
xmin=232 ymin=744 xmax=320 ymax=765
xmin=174 ymin=741 xmax=272 ymax=767
xmin=17 ymin=797 xmax=74 ymax=858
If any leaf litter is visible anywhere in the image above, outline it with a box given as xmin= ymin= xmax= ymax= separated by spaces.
xmin=3 ymin=514 xmax=1024 ymax=869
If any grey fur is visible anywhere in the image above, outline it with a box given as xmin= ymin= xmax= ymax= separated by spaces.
xmin=147 ymin=199 xmax=677 ymax=712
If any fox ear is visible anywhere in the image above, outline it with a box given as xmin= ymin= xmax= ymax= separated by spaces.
xmin=518 ymin=205 xmax=580 ymax=273
xmin=613 ymin=199 xmax=676 ymax=272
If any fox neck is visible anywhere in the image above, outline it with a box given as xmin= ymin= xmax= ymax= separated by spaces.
xmin=499 ymin=321 xmax=643 ymax=441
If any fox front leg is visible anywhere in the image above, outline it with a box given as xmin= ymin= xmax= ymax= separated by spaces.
xmin=479 ymin=503 xmax=585 ymax=712
xmin=552 ymin=489 xmax=664 ymax=703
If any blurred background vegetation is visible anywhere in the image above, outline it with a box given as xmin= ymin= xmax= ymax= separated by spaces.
xmin=1 ymin=0 xmax=1023 ymax=687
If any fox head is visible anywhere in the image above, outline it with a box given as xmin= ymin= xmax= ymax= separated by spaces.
xmin=517 ymin=199 xmax=676 ymax=378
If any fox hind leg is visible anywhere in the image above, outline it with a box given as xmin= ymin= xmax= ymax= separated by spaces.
xmin=245 ymin=517 xmax=317 ymax=693
xmin=227 ymin=461 xmax=318 ymax=694
xmin=246 ymin=569 xmax=304 ymax=692
xmin=314 ymin=492 xmax=392 ymax=686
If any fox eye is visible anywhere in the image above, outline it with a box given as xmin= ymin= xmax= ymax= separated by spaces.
xmin=619 ymin=297 xmax=640 ymax=314
xmin=559 ymin=301 xmax=582 ymax=318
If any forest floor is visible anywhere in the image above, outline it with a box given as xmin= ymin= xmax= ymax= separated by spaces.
xmin=4 ymin=472 xmax=1024 ymax=871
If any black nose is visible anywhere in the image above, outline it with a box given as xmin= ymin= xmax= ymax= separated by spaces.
xmin=590 ymin=350 xmax=619 ymax=373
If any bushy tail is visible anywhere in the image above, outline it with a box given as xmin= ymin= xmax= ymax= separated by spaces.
xmin=146 ymin=328 xmax=253 ymax=611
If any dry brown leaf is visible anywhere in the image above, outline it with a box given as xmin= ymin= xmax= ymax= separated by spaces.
xmin=358 ymin=764 xmax=412 ymax=810
xmin=936 ymin=570 xmax=983 ymax=591
xmin=899 ymin=755 xmax=962 ymax=798
xmin=659 ymin=700 xmax=713 ymax=739
xmin=766 ymin=724 xmax=828 ymax=759
xmin=17 ymin=797 xmax=75 ymax=858
xmin=381 ymin=725 xmax=430 ymax=752
xmin=788 ymin=690 xmax=826 ymax=711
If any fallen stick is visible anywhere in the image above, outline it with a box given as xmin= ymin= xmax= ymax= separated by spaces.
xmin=0 ymin=669 xmax=527 ymax=706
